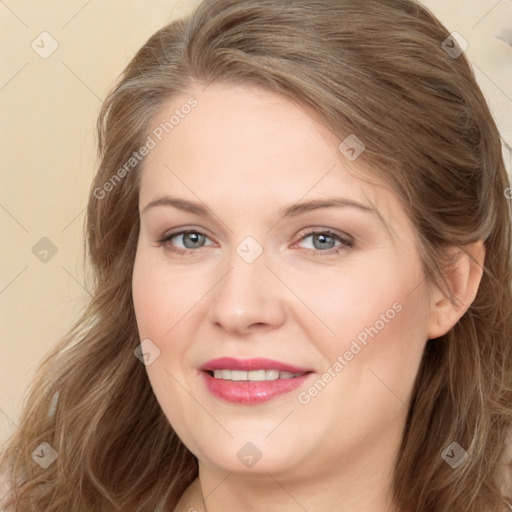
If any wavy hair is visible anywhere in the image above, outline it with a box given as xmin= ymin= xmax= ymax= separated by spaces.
xmin=1 ymin=0 xmax=511 ymax=510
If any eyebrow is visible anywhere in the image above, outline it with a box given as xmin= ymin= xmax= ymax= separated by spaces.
xmin=141 ymin=195 xmax=392 ymax=235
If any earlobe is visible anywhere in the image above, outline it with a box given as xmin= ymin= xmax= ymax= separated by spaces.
xmin=427 ymin=239 xmax=486 ymax=340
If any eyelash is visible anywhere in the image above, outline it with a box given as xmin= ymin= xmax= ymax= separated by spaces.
xmin=154 ymin=228 xmax=354 ymax=257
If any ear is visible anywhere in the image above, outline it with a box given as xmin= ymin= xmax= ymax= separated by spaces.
xmin=427 ymin=239 xmax=486 ymax=340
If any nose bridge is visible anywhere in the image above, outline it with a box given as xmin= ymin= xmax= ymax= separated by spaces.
xmin=207 ymin=238 xmax=286 ymax=332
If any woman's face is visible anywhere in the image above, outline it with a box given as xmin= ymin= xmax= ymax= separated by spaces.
xmin=132 ymin=82 xmax=433 ymax=479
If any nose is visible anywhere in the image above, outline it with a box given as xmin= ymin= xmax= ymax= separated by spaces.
xmin=207 ymin=249 xmax=287 ymax=335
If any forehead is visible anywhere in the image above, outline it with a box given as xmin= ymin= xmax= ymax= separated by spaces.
xmin=144 ymin=83 xmax=339 ymax=171
xmin=138 ymin=82 xmax=406 ymax=239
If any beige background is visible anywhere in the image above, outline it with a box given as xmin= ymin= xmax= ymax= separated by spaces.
xmin=1 ymin=0 xmax=511 ymax=447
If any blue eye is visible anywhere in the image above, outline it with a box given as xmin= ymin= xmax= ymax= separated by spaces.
xmin=157 ymin=230 xmax=214 ymax=254
xmin=294 ymin=229 xmax=353 ymax=256
xmin=155 ymin=228 xmax=353 ymax=257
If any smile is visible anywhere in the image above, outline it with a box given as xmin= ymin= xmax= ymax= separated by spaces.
xmin=211 ymin=369 xmax=307 ymax=381
xmin=199 ymin=357 xmax=314 ymax=404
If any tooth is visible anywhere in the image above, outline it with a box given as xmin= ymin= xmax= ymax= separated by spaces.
xmin=230 ymin=370 xmax=248 ymax=381
xmin=265 ymin=369 xmax=280 ymax=380
xmin=247 ymin=370 xmax=267 ymax=381
xmin=210 ymin=369 xmax=303 ymax=381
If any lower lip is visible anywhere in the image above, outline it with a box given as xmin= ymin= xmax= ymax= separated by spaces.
xmin=201 ymin=371 xmax=313 ymax=404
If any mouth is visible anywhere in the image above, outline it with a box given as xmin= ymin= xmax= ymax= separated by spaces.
xmin=199 ymin=357 xmax=314 ymax=404
xmin=205 ymin=369 xmax=310 ymax=381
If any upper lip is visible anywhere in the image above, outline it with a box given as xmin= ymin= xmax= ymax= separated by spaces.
xmin=199 ymin=357 xmax=313 ymax=374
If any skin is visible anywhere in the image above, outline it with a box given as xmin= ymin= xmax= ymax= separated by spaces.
xmin=131 ymin=82 xmax=485 ymax=512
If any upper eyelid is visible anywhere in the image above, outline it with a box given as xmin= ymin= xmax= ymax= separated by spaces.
xmin=159 ymin=228 xmax=216 ymax=243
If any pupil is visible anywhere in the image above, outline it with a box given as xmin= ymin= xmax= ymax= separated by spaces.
xmin=314 ymin=234 xmax=334 ymax=250
xmin=184 ymin=232 xmax=203 ymax=248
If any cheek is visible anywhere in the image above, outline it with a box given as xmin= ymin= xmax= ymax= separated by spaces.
xmin=296 ymin=254 xmax=429 ymax=387
xmin=316 ymin=282 xmax=428 ymax=416
xmin=132 ymin=253 xmax=200 ymax=432
xmin=131 ymin=249 xmax=212 ymax=394
xmin=297 ymin=284 xmax=428 ymax=448
xmin=286 ymin=258 xmax=417 ymax=341
xmin=132 ymin=265 xmax=165 ymax=339
xmin=132 ymin=251 xmax=196 ymax=339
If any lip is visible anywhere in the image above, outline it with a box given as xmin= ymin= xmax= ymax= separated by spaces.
xmin=199 ymin=357 xmax=312 ymax=374
xmin=199 ymin=357 xmax=314 ymax=405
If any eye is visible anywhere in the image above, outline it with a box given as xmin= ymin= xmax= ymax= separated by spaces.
xmin=155 ymin=228 xmax=354 ymax=257
xmin=293 ymin=229 xmax=353 ymax=256
xmin=156 ymin=229 xmax=215 ymax=255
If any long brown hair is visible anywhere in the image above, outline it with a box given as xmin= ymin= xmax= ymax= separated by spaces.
xmin=2 ymin=1 xmax=511 ymax=510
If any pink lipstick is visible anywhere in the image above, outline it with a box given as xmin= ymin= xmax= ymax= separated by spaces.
xmin=199 ymin=357 xmax=314 ymax=404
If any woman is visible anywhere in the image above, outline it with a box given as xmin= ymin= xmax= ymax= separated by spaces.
xmin=1 ymin=0 xmax=511 ymax=511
